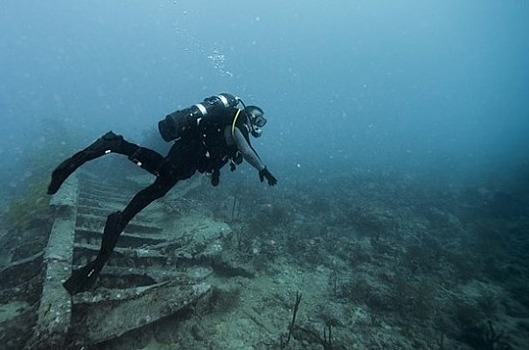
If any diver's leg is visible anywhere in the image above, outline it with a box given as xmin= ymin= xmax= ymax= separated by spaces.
xmin=96 ymin=175 xmax=179 ymax=266
xmin=48 ymin=131 xmax=140 ymax=194
xmin=127 ymin=147 xmax=165 ymax=176
xmin=62 ymin=175 xmax=178 ymax=294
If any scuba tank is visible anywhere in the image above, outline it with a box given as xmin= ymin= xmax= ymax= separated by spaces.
xmin=158 ymin=93 xmax=239 ymax=142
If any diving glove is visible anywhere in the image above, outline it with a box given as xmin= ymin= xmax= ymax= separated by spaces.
xmin=259 ymin=167 xmax=277 ymax=186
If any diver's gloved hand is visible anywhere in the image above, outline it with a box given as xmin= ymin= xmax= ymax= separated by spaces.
xmin=259 ymin=167 xmax=277 ymax=186
xmin=211 ymin=169 xmax=220 ymax=187
xmin=211 ymin=176 xmax=219 ymax=187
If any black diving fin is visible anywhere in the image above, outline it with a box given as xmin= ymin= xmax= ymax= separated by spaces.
xmin=63 ymin=211 xmax=123 ymax=295
xmin=63 ymin=258 xmax=105 ymax=295
xmin=48 ymin=131 xmax=124 ymax=195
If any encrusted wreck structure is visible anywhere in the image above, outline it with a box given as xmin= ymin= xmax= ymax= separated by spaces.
xmin=0 ymin=174 xmax=215 ymax=349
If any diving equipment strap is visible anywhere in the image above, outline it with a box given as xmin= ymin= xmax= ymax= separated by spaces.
xmin=231 ymin=108 xmax=243 ymax=139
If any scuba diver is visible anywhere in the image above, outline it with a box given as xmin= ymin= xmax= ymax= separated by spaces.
xmin=47 ymin=93 xmax=277 ymax=295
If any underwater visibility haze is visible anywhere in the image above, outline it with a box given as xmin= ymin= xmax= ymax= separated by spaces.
xmin=1 ymin=1 xmax=528 ymax=349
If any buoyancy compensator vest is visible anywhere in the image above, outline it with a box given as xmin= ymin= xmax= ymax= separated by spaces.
xmin=198 ymin=108 xmax=250 ymax=163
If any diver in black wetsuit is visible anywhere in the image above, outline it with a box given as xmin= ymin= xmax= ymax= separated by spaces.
xmin=48 ymin=93 xmax=277 ymax=295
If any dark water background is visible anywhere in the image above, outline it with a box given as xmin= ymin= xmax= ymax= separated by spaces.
xmin=1 ymin=0 xmax=528 ymax=195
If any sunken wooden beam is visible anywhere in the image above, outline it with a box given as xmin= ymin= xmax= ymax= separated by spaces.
xmin=24 ymin=175 xmax=79 ymax=350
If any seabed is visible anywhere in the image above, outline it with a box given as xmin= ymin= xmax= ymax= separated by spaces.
xmin=0 ymin=169 xmax=528 ymax=349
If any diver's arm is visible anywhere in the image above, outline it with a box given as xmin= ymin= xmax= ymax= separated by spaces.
xmin=232 ymin=128 xmax=266 ymax=171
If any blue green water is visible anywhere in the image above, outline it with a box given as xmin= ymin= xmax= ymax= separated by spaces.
xmin=1 ymin=1 xmax=528 ymax=349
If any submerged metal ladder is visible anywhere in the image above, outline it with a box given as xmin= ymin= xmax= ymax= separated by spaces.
xmin=26 ymin=173 xmax=211 ymax=349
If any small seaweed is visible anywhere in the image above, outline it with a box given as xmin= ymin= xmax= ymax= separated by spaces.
xmin=5 ymin=180 xmax=51 ymax=230
xmin=461 ymin=320 xmax=512 ymax=350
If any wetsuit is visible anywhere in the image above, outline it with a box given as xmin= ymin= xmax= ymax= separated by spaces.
xmin=50 ymin=106 xmax=276 ymax=295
